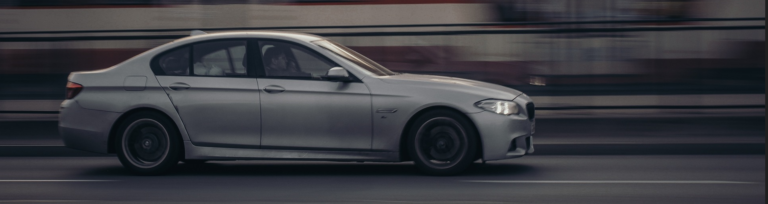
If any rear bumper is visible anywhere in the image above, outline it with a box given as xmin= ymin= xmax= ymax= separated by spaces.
xmin=59 ymin=100 xmax=120 ymax=154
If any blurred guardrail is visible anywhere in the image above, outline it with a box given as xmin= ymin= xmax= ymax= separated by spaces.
xmin=1 ymin=94 xmax=764 ymax=121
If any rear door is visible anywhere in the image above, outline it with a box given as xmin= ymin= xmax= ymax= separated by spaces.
xmin=154 ymin=40 xmax=262 ymax=147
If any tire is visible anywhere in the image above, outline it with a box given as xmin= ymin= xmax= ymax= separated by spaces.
xmin=115 ymin=111 xmax=181 ymax=175
xmin=407 ymin=110 xmax=479 ymax=176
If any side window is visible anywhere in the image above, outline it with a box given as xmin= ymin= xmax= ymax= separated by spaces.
xmin=259 ymin=41 xmax=337 ymax=79
xmin=192 ymin=41 xmax=247 ymax=77
xmin=156 ymin=47 xmax=190 ymax=76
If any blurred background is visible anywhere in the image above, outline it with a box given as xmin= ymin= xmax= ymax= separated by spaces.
xmin=0 ymin=2 xmax=764 ymax=203
xmin=0 ymin=0 xmax=764 ymax=118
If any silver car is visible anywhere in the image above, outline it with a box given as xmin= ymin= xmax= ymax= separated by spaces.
xmin=59 ymin=31 xmax=535 ymax=175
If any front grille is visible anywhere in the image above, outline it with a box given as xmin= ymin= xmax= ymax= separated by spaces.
xmin=526 ymin=103 xmax=535 ymax=121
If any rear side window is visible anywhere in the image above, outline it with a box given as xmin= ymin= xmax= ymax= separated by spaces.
xmin=192 ymin=41 xmax=248 ymax=77
xmin=155 ymin=47 xmax=190 ymax=76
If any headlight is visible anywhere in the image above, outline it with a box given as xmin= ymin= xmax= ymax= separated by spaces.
xmin=474 ymin=100 xmax=520 ymax=116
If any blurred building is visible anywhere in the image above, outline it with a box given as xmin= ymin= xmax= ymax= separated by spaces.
xmin=0 ymin=0 xmax=764 ymax=100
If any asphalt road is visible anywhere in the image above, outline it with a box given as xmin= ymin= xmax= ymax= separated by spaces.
xmin=0 ymin=117 xmax=764 ymax=203
xmin=0 ymin=155 xmax=764 ymax=204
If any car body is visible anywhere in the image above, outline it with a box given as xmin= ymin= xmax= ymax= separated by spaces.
xmin=59 ymin=31 xmax=535 ymax=175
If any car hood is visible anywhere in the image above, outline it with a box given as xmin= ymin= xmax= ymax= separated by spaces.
xmin=379 ymin=73 xmax=523 ymax=100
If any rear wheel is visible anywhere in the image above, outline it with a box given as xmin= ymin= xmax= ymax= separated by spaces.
xmin=115 ymin=111 xmax=181 ymax=175
xmin=408 ymin=110 xmax=478 ymax=176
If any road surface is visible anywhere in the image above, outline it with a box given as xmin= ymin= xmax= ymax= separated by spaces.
xmin=0 ymin=155 xmax=764 ymax=203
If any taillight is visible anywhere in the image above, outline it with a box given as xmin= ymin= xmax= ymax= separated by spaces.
xmin=66 ymin=82 xmax=83 ymax=99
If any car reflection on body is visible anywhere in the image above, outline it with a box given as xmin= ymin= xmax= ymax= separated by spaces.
xmin=59 ymin=31 xmax=535 ymax=175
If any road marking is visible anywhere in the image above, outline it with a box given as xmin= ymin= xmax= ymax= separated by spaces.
xmin=358 ymin=200 xmax=507 ymax=204
xmin=0 ymin=200 xmax=96 ymax=203
xmin=463 ymin=180 xmax=758 ymax=184
xmin=0 ymin=145 xmax=64 ymax=147
xmin=0 ymin=180 xmax=114 ymax=182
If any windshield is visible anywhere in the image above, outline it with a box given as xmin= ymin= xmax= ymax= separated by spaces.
xmin=312 ymin=40 xmax=398 ymax=76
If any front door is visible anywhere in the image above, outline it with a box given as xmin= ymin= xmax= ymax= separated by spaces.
xmin=256 ymin=40 xmax=372 ymax=150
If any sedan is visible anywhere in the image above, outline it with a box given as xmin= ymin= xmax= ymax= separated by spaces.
xmin=59 ymin=31 xmax=535 ymax=175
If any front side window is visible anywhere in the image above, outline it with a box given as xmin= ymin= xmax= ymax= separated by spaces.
xmin=259 ymin=40 xmax=337 ymax=79
xmin=193 ymin=41 xmax=248 ymax=77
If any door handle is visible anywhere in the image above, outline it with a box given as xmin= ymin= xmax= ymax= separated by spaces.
xmin=376 ymin=108 xmax=398 ymax=113
xmin=263 ymin=85 xmax=285 ymax=94
xmin=169 ymin=82 xmax=191 ymax=91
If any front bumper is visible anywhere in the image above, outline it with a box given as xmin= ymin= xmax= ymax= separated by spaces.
xmin=468 ymin=99 xmax=535 ymax=161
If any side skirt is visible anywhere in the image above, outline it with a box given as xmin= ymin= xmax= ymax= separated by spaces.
xmin=183 ymin=141 xmax=400 ymax=162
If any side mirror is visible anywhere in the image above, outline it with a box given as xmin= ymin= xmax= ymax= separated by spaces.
xmin=324 ymin=67 xmax=351 ymax=82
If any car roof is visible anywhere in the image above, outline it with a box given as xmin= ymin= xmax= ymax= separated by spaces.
xmin=173 ymin=30 xmax=326 ymax=44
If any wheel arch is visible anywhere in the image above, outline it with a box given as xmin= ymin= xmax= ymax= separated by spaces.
xmin=398 ymin=106 xmax=483 ymax=161
xmin=107 ymin=107 xmax=184 ymax=155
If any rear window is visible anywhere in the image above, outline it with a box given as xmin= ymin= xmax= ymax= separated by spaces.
xmin=154 ymin=46 xmax=190 ymax=76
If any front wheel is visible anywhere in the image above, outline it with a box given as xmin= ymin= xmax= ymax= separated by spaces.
xmin=115 ymin=111 xmax=181 ymax=175
xmin=408 ymin=110 xmax=478 ymax=176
